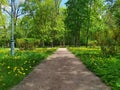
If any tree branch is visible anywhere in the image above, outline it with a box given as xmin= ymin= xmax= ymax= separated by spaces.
xmin=2 ymin=8 xmax=11 ymax=16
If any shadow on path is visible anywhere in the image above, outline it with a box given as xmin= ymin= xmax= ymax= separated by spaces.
xmin=12 ymin=48 xmax=111 ymax=90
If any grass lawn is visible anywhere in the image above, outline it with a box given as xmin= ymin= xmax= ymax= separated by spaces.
xmin=0 ymin=48 xmax=57 ymax=90
xmin=69 ymin=47 xmax=120 ymax=90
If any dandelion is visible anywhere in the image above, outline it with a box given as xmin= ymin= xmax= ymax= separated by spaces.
xmin=17 ymin=69 xmax=23 ymax=74
xmin=13 ymin=67 xmax=17 ymax=72
xmin=24 ymin=61 xmax=27 ymax=64
xmin=22 ymin=73 xmax=25 ymax=75
xmin=7 ymin=66 xmax=10 ymax=69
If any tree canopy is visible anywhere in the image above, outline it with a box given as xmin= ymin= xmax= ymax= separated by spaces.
xmin=0 ymin=0 xmax=120 ymax=54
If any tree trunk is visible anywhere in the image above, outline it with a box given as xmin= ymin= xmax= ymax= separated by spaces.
xmin=78 ymin=30 xmax=80 ymax=47
xmin=51 ymin=41 xmax=53 ymax=48
xmin=42 ymin=41 xmax=45 ymax=47
xmin=86 ymin=28 xmax=89 ymax=47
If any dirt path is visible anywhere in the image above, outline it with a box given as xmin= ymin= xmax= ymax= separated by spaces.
xmin=12 ymin=48 xmax=110 ymax=90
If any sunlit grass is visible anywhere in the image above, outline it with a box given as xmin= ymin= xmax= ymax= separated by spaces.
xmin=0 ymin=48 xmax=57 ymax=90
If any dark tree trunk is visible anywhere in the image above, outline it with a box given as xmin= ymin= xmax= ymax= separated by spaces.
xmin=51 ymin=41 xmax=53 ymax=48
xmin=86 ymin=28 xmax=89 ymax=48
xmin=42 ymin=41 xmax=45 ymax=47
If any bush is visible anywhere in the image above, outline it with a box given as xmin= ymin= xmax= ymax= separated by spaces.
xmin=88 ymin=40 xmax=98 ymax=47
xmin=16 ymin=38 xmax=40 ymax=50
xmin=95 ymin=30 xmax=117 ymax=55
xmin=0 ymin=38 xmax=10 ymax=48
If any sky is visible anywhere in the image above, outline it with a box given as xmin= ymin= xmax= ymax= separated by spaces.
xmin=60 ymin=0 xmax=68 ymax=7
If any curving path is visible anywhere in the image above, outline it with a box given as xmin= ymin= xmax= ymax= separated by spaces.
xmin=12 ymin=48 xmax=111 ymax=90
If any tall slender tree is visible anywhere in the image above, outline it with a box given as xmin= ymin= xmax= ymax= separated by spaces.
xmin=65 ymin=0 xmax=90 ymax=46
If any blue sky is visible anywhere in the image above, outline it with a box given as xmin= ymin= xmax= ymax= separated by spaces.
xmin=60 ymin=0 xmax=68 ymax=7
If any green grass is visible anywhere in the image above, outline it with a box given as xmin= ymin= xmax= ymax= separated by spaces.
xmin=0 ymin=48 xmax=57 ymax=90
xmin=69 ymin=47 xmax=120 ymax=90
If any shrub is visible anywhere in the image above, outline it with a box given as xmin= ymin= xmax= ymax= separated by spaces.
xmin=16 ymin=38 xmax=40 ymax=50
xmin=0 ymin=38 xmax=10 ymax=48
xmin=88 ymin=40 xmax=97 ymax=47
xmin=95 ymin=30 xmax=117 ymax=55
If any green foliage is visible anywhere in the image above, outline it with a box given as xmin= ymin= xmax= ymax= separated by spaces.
xmin=94 ymin=0 xmax=120 ymax=55
xmin=65 ymin=0 xmax=86 ymax=46
xmin=0 ymin=28 xmax=10 ymax=48
xmin=0 ymin=48 xmax=56 ymax=90
xmin=0 ymin=0 xmax=8 ymax=15
xmin=19 ymin=0 xmax=65 ymax=47
xmin=65 ymin=0 xmax=105 ymax=47
xmin=0 ymin=0 xmax=120 ymax=54
xmin=95 ymin=30 xmax=117 ymax=55
xmin=16 ymin=38 xmax=40 ymax=50
xmin=88 ymin=40 xmax=98 ymax=47
xmin=69 ymin=47 xmax=120 ymax=90
xmin=0 ymin=38 xmax=9 ymax=48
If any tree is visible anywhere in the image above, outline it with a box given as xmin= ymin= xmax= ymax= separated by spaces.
xmin=0 ymin=0 xmax=7 ymax=27
xmin=18 ymin=0 xmax=65 ymax=47
xmin=93 ymin=0 xmax=120 ymax=55
xmin=65 ymin=0 xmax=93 ymax=46
xmin=0 ymin=0 xmax=9 ymax=48
xmin=110 ymin=0 xmax=120 ymax=52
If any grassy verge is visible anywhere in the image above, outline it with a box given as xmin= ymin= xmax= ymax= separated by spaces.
xmin=0 ymin=48 xmax=57 ymax=90
xmin=69 ymin=47 xmax=120 ymax=90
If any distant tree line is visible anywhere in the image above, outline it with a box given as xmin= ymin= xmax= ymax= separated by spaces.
xmin=0 ymin=0 xmax=120 ymax=54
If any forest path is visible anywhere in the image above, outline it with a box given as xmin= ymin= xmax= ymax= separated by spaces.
xmin=12 ymin=48 xmax=110 ymax=90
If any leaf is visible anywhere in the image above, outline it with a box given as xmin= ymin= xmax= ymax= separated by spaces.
xmin=116 ymin=79 xmax=120 ymax=87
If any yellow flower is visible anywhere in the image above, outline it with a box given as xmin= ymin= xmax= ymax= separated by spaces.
xmin=22 ymin=73 xmax=25 ymax=75
xmin=13 ymin=67 xmax=17 ymax=72
xmin=7 ymin=66 xmax=10 ymax=69
xmin=17 ymin=69 xmax=23 ymax=74
xmin=24 ymin=61 xmax=27 ymax=64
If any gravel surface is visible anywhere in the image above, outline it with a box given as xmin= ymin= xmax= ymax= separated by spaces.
xmin=12 ymin=48 xmax=111 ymax=90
